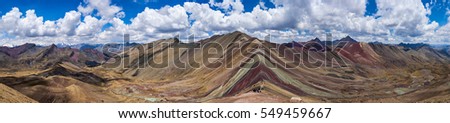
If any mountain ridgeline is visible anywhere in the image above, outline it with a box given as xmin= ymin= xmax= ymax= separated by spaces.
xmin=1 ymin=31 xmax=450 ymax=103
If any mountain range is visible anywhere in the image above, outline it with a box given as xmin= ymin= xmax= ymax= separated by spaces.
xmin=1 ymin=31 xmax=449 ymax=103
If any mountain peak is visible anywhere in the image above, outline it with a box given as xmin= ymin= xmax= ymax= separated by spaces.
xmin=340 ymin=35 xmax=357 ymax=43
xmin=198 ymin=31 xmax=252 ymax=44
xmin=49 ymin=44 xmax=58 ymax=48
xmin=231 ymin=31 xmax=244 ymax=35
xmin=311 ymin=37 xmax=321 ymax=42
xmin=230 ymin=31 xmax=251 ymax=38
xmin=0 ymin=43 xmax=38 ymax=57
xmin=173 ymin=37 xmax=180 ymax=43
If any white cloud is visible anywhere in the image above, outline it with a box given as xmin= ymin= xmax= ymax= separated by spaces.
xmin=0 ymin=7 xmax=22 ymax=35
xmin=74 ymin=0 xmax=126 ymax=40
xmin=77 ymin=3 xmax=94 ymax=16
xmin=1 ymin=0 xmax=449 ymax=45
xmin=77 ymin=0 xmax=124 ymax=19
xmin=76 ymin=15 xmax=106 ymax=36
xmin=185 ymin=2 xmax=237 ymax=33
xmin=185 ymin=0 xmax=389 ymax=42
xmin=375 ymin=0 xmax=438 ymax=37
xmin=209 ymin=0 xmax=244 ymax=14
xmin=0 ymin=0 xmax=124 ymax=45
xmin=57 ymin=11 xmax=81 ymax=36
xmin=259 ymin=1 xmax=268 ymax=10
xmin=447 ymin=9 xmax=450 ymax=19
xmin=19 ymin=10 xmax=57 ymax=37
xmin=426 ymin=9 xmax=450 ymax=43
xmin=97 ymin=17 xmax=128 ymax=42
xmin=0 ymin=8 xmax=57 ymax=37
xmin=130 ymin=5 xmax=189 ymax=34
xmin=184 ymin=2 xmax=292 ymax=35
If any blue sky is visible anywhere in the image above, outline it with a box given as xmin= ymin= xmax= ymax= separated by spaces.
xmin=0 ymin=0 xmax=277 ymax=24
xmin=0 ymin=0 xmax=450 ymax=46
xmin=0 ymin=0 xmax=445 ymax=25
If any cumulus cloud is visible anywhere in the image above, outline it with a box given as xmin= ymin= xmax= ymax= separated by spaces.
xmin=447 ymin=9 xmax=450 ymax=17
xmin=1 ymin=0 xmax=449 ymax=45
xmin=184 ymin=2 xmax=235 ymax=32
xmin=0 ymin=7 xmax=22 ymax=34
xmin=0 ymin=8 xmax=57 ymax=37
xmin=185 ymin=0 xmax=388 ymax=42
xmin=209 ymin=0 xmax=244 ymax=14
xmin=258 ymin=1 xmax=268 ymax=10
xmin=57 ymin=11 xmax=81 ymax=36
xmin=130 ymin=5 xmax=189 ymax=34
xmin=375 ymin=0 xmax=438 ymax=38
xmin=77 ymin=0 xmax=124 ymax=19
xmin=426 ymin=9 xmax=450 ymax=43
xmin=76 ymin=15 xmax=106 ymax=36
xmin=184 ymin=1 xmax=295 ymax=36
xmin=0 ymin=0 xmax=126 ymax=45
xmin=98 ymin=18 xmax=127 ymax=41
xmin=183 ymin=0 xmax=389 ymax=43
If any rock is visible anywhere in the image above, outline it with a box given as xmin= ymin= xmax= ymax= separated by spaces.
xmin=290 ymin=97 xmax=303 ymax=103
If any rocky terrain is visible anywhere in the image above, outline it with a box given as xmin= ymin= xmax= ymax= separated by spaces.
xmin=0 ymin=83 xmax=37 ymax=103
xmin=1 ymin=31 xmax=449 ymax=103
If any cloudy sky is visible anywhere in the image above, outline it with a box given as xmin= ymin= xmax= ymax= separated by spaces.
xmin=0 ymin=0 xmax=449 ymax=46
